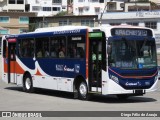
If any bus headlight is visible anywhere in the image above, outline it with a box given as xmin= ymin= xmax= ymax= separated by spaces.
xmin=111 ymin=75 xmax=119 ymax=84
xmin=155 ymin=76 xmax=158 ymax=82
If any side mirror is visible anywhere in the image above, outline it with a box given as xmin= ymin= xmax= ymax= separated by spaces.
xmin=107 ymin=45 xmax=112 ymax=54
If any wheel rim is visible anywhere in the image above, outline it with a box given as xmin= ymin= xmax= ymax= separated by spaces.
xmin=25 ymin=78 xmax=31 ymax=90
xmin=79 ymin=83 xmax=87 ymax=97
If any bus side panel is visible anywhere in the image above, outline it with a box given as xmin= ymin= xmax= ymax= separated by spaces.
xmin=15 ymin=57 xmax=77 ymax=92
xmin=32 ymin=75 xmax=74 ymax=92
xmin=31 ymin=58 xmax=85 ymax=92
xmin=16 ymin=74 xmax=23 ymax=86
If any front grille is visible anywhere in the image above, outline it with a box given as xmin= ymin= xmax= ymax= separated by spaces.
xmin=121 ymin=72 xmax=156 ymax=77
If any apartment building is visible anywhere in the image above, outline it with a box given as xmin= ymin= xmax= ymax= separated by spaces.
xmin=73 ymin=0 xmax=125 ymax=15
xmin=0 ymin=12 xmax=36 ymax=37
xmin=0 ymin=0 xmax=25 ymax=12
xmin=0 ymin=0 xmax=72 ymax=16
xmin=26 ymin=0 xmax=69 ymax=16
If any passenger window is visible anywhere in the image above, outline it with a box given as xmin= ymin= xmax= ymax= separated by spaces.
xmin=19 ymin=38 xmax=34 ymax=58
xmin=67 ymin=35 xmax=85 ymax=58
xmin=50 ymin=36 xmax=66 ymax=58
xmin=35 ymin=37 xmax=49 ymax=58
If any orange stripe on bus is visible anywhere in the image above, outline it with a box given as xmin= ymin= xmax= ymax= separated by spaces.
xmin=35 ymin=69 xmax=42 ymax=76
xmin=86 ymin=30 xmax=89 ymax=79
xmin=15 ymin=62 xmax=25 ymax=74
xmin=10 ymin=61 xmax=15 ymax=73
xmin=4 ymin=59 xmax=8 ymax=73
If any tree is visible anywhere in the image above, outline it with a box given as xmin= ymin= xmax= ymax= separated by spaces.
xmin=55 ymin=11 xmax=68 ymax=16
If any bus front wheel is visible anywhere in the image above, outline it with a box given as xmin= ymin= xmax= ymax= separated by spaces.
xmin=78 ymin=82 xmax=88 ymax=100
xmin=23 ymin=74 xmax=34 ymax=93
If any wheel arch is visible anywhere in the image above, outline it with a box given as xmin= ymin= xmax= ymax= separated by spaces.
xmin=22 ymin=71 xmax=32 ymax=84
xmin=73 ymin=75 xmax=87 ymax=92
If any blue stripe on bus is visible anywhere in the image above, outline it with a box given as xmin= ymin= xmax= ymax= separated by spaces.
xmin=19 ymin=58 xmax=86 ymax=78
xmin=19 ymin=58 xmax=36 ymax=69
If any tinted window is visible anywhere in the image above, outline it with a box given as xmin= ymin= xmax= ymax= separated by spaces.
xmin=67 ymin=35 xmax=85 ymax=58
xmin=36 ymin=37 xmax=49 ymax=58
xmin=19 ymin=38 xmax=35 ymax=58
xmin=50 ymin=36 xmax=66 ymax=58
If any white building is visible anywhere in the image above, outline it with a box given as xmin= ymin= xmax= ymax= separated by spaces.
xmin=0 ymin=0 xmax=25 ymax=12
xmin=73 ymin=0 xmax=124 ymax=16
xmin=26 ymin=0 xmax=68 ymax=16
xmin=0 ymin=0 xmax=68 ymax=16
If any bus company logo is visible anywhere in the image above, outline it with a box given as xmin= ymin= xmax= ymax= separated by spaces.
xmin=110 ymin=75 xmax=119 ymax=84
xmin=75 ymin=64 xmax=80 ymax=73
xmin=56 ymin=64 xmax=80 ymax=73
xmin=56 ymin=64 xmax=64 ymax=71
xmin=64 ymin=65 xmax=74 ymax=72
xmin=125 ymin=82 xmax=141 ymax=86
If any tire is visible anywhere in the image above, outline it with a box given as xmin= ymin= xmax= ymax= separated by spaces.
xmin=78 ymin=81 xmax=88 ymax=100
xmin=117 ymin=94 xmax=129 ymax=100
xmin=23 ymin=74 xmax=34 ymax=93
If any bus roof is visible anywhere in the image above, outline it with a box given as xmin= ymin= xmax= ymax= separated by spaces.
xmin=4 ymin=26 xmax=93 ymax=39
xmin=34 ymin=26 xmax=92 ymax=33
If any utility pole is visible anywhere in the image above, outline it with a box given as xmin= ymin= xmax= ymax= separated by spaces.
xmin=99 ymin=0 xmax=112 ymax=26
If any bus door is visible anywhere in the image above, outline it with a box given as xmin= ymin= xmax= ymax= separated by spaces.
xmin=7 ymin=39 xmax=16 ymax=83
xmin=88 ymin=32 xmax=106 ymax=92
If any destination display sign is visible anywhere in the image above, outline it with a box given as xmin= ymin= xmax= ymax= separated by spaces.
xmin=111 ymin=28 xmax=153 ymax=37
xmin=8 ymin=38 xmax=17 ymax=43
xmin=89 ymin=32 xmax=103 ymax=38
xmin=68 ymin=35 xmax=85 ymax=42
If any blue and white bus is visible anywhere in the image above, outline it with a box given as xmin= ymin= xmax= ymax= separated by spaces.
xmin=1 ymin=25 xmax=159 ymax=100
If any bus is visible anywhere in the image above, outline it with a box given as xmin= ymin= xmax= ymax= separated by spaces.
xmin=1 ymin=25 xmax=159 ymax=100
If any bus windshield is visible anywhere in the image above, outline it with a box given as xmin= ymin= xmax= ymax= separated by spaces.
xmin=108 ymin=38 xmax=157 ymax=69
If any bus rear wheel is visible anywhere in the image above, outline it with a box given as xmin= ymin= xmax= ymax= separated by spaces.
xmin=23 ymin=74 xmax=34 ymax=93
xmin=78 ymin=81 xmax=88 ymax=100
